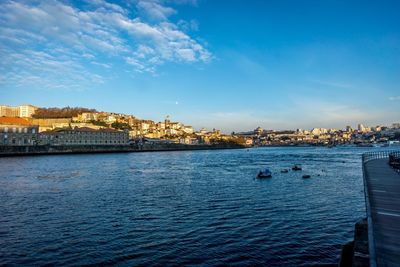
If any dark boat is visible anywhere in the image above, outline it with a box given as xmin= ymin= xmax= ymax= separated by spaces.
xmin=302 ymin=174 xmax=311 ymax=179
xmin=281 ymin=169 xmax=289 ymax=173
xmin=292 ymin=164 xmax=302 ymax=171
xmin=257 ymin=169 xmax=272 ymax=178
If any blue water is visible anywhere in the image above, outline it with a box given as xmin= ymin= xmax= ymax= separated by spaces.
xmin=0 ymin=147 xmax=375 ymax=266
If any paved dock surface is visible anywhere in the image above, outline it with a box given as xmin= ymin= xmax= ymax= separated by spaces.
xmin=364 ymin=159 xmax=400 ymax=266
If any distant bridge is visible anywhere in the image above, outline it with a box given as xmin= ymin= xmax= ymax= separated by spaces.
xmin=362 ymin=151 xmax=400 ymax=267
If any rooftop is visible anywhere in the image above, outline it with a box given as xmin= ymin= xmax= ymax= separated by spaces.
xmin=0 ymin=117 xmax=33 ymax=126
xmin=42 ymin=127 xmax=123 ymax=134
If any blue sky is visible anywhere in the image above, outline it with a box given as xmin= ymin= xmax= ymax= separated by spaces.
xmin=1 ymin=0 xmax=399 ymax=132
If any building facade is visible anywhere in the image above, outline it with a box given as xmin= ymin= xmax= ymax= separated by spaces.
xmin=19 ymin=105 xmax=37 ymax=118
xmin=39 ymin=127 xmax=129 ymax=145
xmin=0 ymin=106 xmax=20 ymax=117
xmin=0 ymin=117 xmax=39 ymax=145
xmin=0 ymin=105 xmax=37 ymax=118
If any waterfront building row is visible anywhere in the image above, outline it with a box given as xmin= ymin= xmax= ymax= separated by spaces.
xmin=39 ymin=127 xmax=129 ymax=145
xmin=0 ymin=117 xmax=129 ymax=146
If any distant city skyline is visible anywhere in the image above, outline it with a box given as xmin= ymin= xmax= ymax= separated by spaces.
xmin=1 ymin=0 xmax=400 ymax=132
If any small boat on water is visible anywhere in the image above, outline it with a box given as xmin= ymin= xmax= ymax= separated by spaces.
xmin=292 ymin=164 xmax=302 ymax=171
xmin=302 ymin=174 xmax=311 ymax=179
xmin=281 ymin=169 xmax=289 ymax=173
xmin=257 ymin=169 xmax=272 ymax=178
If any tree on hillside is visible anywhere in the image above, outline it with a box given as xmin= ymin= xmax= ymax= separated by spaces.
xmin=32 ymin=107 xmax=97 ymax=118
xmin=111 ymin=122 xmax=131 ymax=130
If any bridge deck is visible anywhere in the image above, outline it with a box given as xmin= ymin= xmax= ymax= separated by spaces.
xmin=364 ymin=158 xmax=400 ymax=266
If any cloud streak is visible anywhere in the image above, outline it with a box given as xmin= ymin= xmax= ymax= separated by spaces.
xmin=0 ymin=0 xmax=211 ymax=89
xmin=310 ymin=79 xmax=354 ymax=89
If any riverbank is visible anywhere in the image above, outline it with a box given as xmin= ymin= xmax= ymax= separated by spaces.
xmin=0 ymin=143 xmax=246 ymax=157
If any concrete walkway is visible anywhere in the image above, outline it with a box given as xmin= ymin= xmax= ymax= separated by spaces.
xmin=364 ymin=158 xmax=400 ymax=266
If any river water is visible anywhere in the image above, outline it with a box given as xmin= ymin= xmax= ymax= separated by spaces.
xmin=0 ymin=147 xmax=378 ymax=266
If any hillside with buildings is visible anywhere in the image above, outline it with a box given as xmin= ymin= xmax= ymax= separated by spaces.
xmin=0 ymin=104 xmax=243 ymax=147
xmin=1 ymin=104 xmax=399 ymax=148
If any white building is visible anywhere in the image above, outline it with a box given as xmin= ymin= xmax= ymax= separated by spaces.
xmin=311 ymin=128 xmax=327 ymax=135
xmin=105 ymin=115 xmax=117 ymax=124
xmin=358 ymin=124 xmax=366 ymax=132
xmin=182 ymin=125 xmax=194 ymax=134
xmin=19 ymin=105 xmax=37 ymax=118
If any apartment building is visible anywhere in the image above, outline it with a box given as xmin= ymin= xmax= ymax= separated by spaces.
xmin=0 ymin=105 xmax=37 ymax=118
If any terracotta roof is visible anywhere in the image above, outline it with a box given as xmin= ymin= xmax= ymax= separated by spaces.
xmin=42 ymin=127 xmax=123 ymax=134
xmin=0 ymin=117 xmax=32 ymax=126
xmin=73 ymin=127 xmax=122 ymax=133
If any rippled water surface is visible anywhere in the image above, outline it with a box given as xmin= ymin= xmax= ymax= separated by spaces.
xmin=0 ymin=147 xmax=376 ymax=266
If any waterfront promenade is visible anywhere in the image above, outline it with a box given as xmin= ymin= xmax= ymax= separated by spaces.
xmin=363 ymin=151 xmax=400 ymax=267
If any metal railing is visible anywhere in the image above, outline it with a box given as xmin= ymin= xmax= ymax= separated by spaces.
xmin=362 ymin=161 xmax=377 ymax=267
xmin=362 ymin=150 xmax=400 ymax=163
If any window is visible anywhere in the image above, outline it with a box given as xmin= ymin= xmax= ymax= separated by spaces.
xmin=24 ymin=128 xmax=28 ymax=133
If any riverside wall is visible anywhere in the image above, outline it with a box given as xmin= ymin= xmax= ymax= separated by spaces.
xmin=0 ymin=143 xmax=245 ymax=157
xmin=339 ymin=218 xmax=370 ymax=267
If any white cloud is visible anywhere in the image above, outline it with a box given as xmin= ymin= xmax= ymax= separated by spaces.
xmin=0 ymin=48 xmax=105 ymax=89
xmin=0 ymin=0 xmax=211 ymax=89
xmin=389 ymin=96 xmax=400 ymax=101
xmin=86 ymin=0 xmax=127 ymax=14
xmin=167 ymin=0 xmax=199 ymax=6
xmin=178 ymin=19 xmax=199 ymax=32
xmin=137 ymin=0 xmax=176 ymax=21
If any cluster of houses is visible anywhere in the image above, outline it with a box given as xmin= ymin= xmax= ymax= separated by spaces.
xmin=73 ymin=112 xmax=196 ymax=138
xmin=1 ymin=104 xmax=399 ymax=147
xmin=235 ymin=124 xmax=400 ymax=146
xmin=0 ymin=105 xmax=237 ymax=146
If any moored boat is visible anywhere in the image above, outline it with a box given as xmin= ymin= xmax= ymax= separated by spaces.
xmin=257 ymin=169 xmax=272 ymax=178
xmin=292 ymin=164 xmax=302 ymax=171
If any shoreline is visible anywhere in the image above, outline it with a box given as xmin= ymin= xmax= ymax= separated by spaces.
xmin=0 ymin=143 xmax=246 ymax=157
xmin=0 ymin=143 xmax=393 ymax=157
